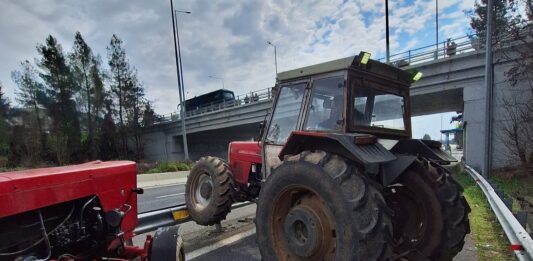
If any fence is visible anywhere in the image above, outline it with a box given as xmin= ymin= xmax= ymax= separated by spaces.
xmin=378 ymin=35 xmax=480 ymax=67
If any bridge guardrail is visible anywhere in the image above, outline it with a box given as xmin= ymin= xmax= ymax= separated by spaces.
xmin=464 ymin=165 xmax=533 ymax=261
xmin=135 ymin=201 xmax=254 ymax=235
xmin=379 ymin=35 xmax=479 ymax=66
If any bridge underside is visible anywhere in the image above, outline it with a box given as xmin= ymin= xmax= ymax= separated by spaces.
xmin=144 ymin=123 xmax=260 ymax=161
xmin=411 ymin=88 xmax=464 ymax=116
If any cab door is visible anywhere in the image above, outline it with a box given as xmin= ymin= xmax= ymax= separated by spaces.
xmin=262 ymin=82 xmax=308 ymax=177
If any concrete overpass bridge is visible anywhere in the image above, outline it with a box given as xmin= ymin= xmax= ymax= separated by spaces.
xmin=142 ymin=35 xmax=512 ymax=173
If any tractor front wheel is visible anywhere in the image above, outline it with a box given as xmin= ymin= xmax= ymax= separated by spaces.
xmin=185 ymin=156 xmax=234 ymax=226
xmin=256 ymin=151 xmax=392 ymax=261
xmin=385 ymin=159 xmax=470 ymax=261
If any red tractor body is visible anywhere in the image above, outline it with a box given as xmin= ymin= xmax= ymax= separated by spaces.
xmin=0 ymin=161 xmax=182 ymax=261
xmin=228 ymin=141 xmax=261 ymax=186
xmin=0 ymin=161 xmax=138 ymax=235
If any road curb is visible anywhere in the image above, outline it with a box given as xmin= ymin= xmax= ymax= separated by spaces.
xmin=137 ymin=171 xmax=189 ymax=188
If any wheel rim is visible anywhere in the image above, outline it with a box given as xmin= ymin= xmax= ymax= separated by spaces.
xmin=386 ymin=185 xmax=428 ymax=248
xmin=193 ymin=173 xmax=213 ymax=209
xmin=270 ymin=185 xmax=336 ymax=260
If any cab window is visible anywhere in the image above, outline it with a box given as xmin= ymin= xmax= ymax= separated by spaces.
xmin=266 ymin=83 xmax=306 ymax=144
xmin=304 ymin=76 xmax=344 ymax=131
xmin=353 ymin=84 xmax=405 ymax=130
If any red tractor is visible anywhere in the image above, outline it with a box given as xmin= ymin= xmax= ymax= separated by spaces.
xmin=0 ymin=161 xmax=184 ymax=261
xmin=185 ymin=53 xmax=470 ymax=260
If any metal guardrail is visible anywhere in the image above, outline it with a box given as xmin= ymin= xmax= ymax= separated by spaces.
xmin=465 ymin=165 xmax=533 ymax=261
xmin=378 ymin=34 xmax=479 ymax=66
xmin=135 ymin=201 xmax=254 ymax=235
xmin=380 ymin=28 xmax=532 ymax=67
xmin=152 ymin=87 xmax=274 ymax=125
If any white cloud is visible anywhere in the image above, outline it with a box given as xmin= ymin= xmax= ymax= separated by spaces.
xmin=0 ymin=0 xmax=476 ymax=115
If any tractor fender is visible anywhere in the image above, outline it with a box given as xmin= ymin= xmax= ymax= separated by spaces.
xmin=278 ymin=131 xmax=396 ymax=175
xmin=381 ymin=155 xmax=417 ymax=186
xmin=390 ymin=139 xmax=457 ymax=165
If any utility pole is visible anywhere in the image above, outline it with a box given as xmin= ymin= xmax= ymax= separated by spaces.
xmin=483 ymin=0 xmax=494 ymax=177
xmin=170 ymin=0 xmax=190 ymax=160
xmin=385 ymin=0 xmax=390 ymax=63
xmin=436 ymin=0 xmax=439 ymax=59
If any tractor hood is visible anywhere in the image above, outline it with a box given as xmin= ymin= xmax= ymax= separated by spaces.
xmin=0 ymin=161 xmax=137 ymax=218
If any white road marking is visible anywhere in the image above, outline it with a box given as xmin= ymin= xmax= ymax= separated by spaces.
xmin=185 ymin=227 xmax=256 ymax=260
xmin=156 ymin=192 xmax=185 ymax=199
xmin=141 ymin=182 xmax=187 ymax=189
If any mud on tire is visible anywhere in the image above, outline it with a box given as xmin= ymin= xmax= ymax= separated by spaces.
xmin=185 ymin=156 xmax=234 ymax=226
xmin=256 ymin=151 xmax=392 ymax=261
xmin=385 ymin=158 xmax=471 ymax=261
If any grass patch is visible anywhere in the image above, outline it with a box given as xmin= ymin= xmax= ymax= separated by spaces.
xmin=455 ymin=171 xmax=515 ymax=261
xmin=141 ymin=161 xmax=192 ymax=174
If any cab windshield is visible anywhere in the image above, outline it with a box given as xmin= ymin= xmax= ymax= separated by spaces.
xmin=353 ymin=82 xmax=406 ymax=131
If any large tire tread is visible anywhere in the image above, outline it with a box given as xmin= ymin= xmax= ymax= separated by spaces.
xmin=292 ymin=151 xmax=393 ymax=260
xmin=258 ymin=150 xmax=392 ymax=261
xmin=408 ymin=158 xmax=471 ymax=261
xmin=185 ymin=156 xmax=234 ymax=226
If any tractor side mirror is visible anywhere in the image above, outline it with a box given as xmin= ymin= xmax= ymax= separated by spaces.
xmin=258 ymin=121 xmax=266 ymax=140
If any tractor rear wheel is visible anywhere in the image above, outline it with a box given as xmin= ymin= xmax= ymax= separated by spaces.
xmin=385 ymin=159 xmax=470 ymax=261
xmin=256 ymin=151 xmax=392 ymax=261
xmin=185 ymin=156 xmax=234 ymax=226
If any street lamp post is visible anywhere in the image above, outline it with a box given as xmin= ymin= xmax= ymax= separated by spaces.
xmin=267 ymin=41 xmax=278 ymax=79
xmin=385 ymin=0 xmax=390 ymax=63
xmin=170 ymin=0 xmax=190 ymax=160
xmin=208 ymin=75 xmax=225 ymax=89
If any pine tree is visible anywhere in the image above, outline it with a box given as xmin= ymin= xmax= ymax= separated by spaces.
xmin=467 ymin=0 xmax=513 ymax=40
xmin=37 ymin=35 xmax=81 ymax=164
xmin=107 ymin=34 xmax=133 ymax=158
xmin=70 ymin=32 xmax=105 ymax=159
xmin=125 ymin=71 xmax=147 ymax=160
xmin=99 ymin=98 xmax=118 ymax=160
xmin=11 ymin=60 xmax=47 ymax=155
xmin=0 ymin=82 xmax=9 ymax=158
xmin=0 ymin=81 xmax=9 ymax=116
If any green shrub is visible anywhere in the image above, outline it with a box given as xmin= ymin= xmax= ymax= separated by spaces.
xmin=142 ymin=161 xmax=192 ymax=174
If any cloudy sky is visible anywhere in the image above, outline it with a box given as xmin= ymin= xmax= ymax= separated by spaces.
xmin=0 ymin=0 xmax=475 ymax=139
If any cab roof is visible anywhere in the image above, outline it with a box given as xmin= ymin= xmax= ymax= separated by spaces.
xmin=277 ymin=54 xmax=412 ymax=86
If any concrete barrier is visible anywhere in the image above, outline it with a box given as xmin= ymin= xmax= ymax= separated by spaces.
xmin=137 ymin=171 xmax=189 ymax=188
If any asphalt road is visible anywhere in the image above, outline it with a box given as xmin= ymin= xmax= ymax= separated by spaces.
xmin=137 ymin=183 xmax=185 ymax=213
xmin=190 ymin=233 xmax=476 ymax=261
xmin=190 ymin=235 xmax=260 ymax=261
